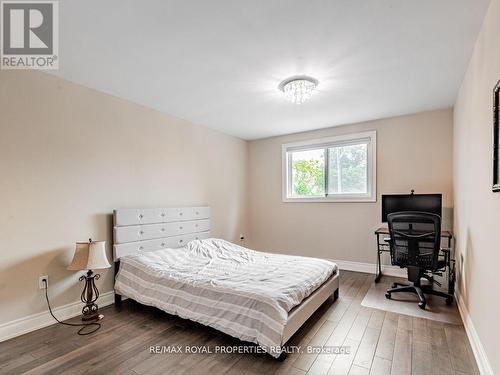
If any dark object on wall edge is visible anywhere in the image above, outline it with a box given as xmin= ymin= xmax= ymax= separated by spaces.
xmin=493 ymin=79 xmax=500 ymax=192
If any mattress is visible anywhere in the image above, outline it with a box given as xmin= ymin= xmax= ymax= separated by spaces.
xmin=114 ymin=238 xmax=337 ymax=357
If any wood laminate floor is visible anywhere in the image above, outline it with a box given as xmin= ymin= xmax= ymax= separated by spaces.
xmin=0 ymin=271 xmax=479 ymax=375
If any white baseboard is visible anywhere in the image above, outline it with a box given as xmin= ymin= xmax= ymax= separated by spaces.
xmin=455 ymin=291 xmax=494 ymax=375
xmin=333 ymin=259 xmax=406 ymax=278
xmin=0 ymin=291 xmax=115 ymax=343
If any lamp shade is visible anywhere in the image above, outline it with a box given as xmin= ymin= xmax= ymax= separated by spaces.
xmin=68 ymin=240 xmax=111 ymax=271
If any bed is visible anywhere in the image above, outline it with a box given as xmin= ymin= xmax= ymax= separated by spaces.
xmin=113 ymin=207 xmax=339 ymax=357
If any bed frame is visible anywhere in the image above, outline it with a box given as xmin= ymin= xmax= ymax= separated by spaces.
xmin=113 ymin=206 xmax=339 ymax=348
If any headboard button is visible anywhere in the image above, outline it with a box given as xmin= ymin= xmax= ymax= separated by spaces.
xmin=138 ymin=214 xmax=143 ymax=219
xmin=179 ymin=226 xmax=183 ymax=230
xmin=161 ymin=243 xmax=165 ymax=247
xmin=161 ymin=228 xmax=165 ymax=232
xmin=196 ymin=211 xmax=199 ymax=215
xmin=195 ymin=224 xmax=198 ymax=227
xmin=139 ymin=230 xmax=144 ymax=235
xmin=139 ymin=246 xmax=144 ymax=251
xmin=179 ymin=212 xmax=183 ymax=216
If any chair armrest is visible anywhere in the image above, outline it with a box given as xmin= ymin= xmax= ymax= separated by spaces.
xmin=439 ymin=248 xmax=451 ymax=265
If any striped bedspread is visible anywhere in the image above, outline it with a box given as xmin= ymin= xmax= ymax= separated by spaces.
xmin=114 ymin=238 xmax=337 ymax=357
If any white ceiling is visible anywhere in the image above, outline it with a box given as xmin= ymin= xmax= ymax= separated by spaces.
xmin=52 ymin=0 xmax=491 ymax=140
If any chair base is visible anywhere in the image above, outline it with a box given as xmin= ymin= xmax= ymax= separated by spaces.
xmin=385 ymin=282 xmax=453 ymax=310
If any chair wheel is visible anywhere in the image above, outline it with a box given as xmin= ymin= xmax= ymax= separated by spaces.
xmin=385 ymin=292 xmax=391 ymax=299
xmin=418 ymin=301 xmax=426 ymax=310
xmin=446 ymin=297 xmax=453 ymax=305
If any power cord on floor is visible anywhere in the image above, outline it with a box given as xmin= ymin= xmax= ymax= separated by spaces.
xmin=43 ymin=279 xmax=101 ymax=335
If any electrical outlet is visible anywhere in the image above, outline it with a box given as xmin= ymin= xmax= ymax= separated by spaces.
xmin=39 ymin=275 xmax=48 ymax=290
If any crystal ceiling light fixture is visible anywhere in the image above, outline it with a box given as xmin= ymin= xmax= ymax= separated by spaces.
xmin=278 ymin=75 xmax=319 ymax=104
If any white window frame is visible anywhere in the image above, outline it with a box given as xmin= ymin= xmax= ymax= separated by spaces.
xmin=282 ymin=130 xmax=377 ymax=203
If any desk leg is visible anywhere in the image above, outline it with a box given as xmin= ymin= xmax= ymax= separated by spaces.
xmin=375 ymin=249 xmax=383 ymax=283
xmin=448 ymin=236 xmax=455 ymax=295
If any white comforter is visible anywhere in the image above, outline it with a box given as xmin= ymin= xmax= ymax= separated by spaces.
xmin=114 ymin=238 xmax=337 ymax=356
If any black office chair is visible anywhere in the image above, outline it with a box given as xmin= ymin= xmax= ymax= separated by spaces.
xmin=385 ymin=211 xmax=453 ymax=309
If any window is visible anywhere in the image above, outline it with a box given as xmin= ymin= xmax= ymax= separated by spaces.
xmin=282 ymin=131 xmax=376 ymax=202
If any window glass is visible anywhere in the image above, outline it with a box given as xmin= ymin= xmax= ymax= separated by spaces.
xmin=290 ymin=148 xmax=325 ymax=197
xmin=327 ymin=143 xmax=368 ymax=195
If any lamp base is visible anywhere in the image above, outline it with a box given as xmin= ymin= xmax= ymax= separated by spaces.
xmin=79 ymin=270 xmax=102 ymax=322
xmin=82 ymin=313 xmax=104 ymax=322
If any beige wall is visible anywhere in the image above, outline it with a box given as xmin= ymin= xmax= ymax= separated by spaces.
xmin=453 ymin=0 xmax=500 ymax=372
xmin=247 ymin=109 xmax=453 ymax=264
xmin=0 ymin=71 xmax=248 ymax=325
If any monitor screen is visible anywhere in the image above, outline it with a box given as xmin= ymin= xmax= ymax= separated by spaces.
xmin=381 ymin=194 xmax=442 ymax=222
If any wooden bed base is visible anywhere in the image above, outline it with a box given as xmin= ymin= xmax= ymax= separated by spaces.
xmin=114 ymin=260 xmax=122 ymax=305
xmin=282 ymin=272 xmax=339 ymax=345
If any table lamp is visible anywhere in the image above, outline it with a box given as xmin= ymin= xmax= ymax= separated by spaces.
xmin=68 ymin=239 xmax=111 ymax=321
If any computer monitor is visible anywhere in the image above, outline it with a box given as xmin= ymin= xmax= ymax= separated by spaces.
xmin=381 ymin=193 xmax=442 ymax=222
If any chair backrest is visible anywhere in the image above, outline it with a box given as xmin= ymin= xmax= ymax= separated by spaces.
xmin=387 ymin=211 xmax=441 ymax=270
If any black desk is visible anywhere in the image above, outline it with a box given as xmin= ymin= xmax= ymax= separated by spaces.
xmin=374 ymin=227 xmax=454 ymax=292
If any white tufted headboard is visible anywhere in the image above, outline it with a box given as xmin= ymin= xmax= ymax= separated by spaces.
xmin=113 ymin=206 xmax=210 ymax=261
